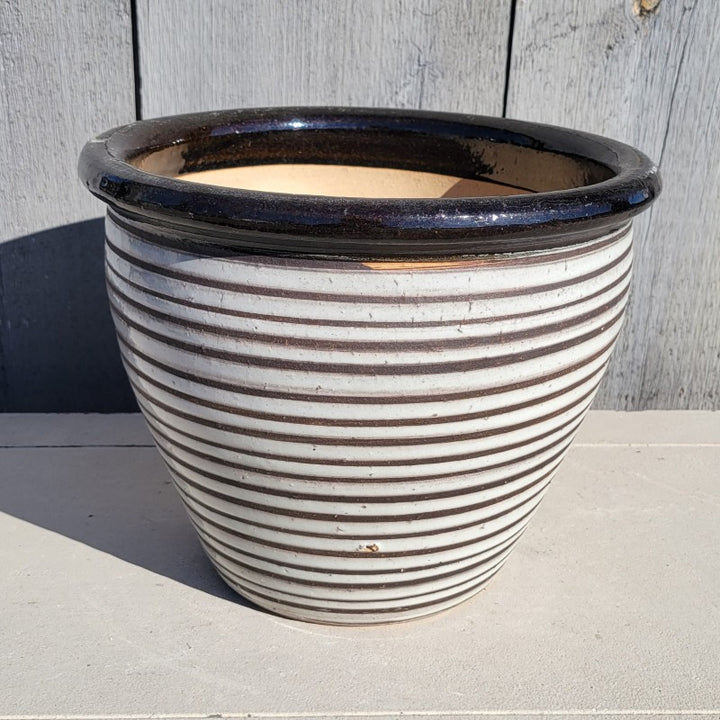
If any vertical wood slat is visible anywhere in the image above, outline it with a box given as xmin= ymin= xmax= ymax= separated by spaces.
xmin=0 ymin=0 xmax=136 ymax=238
xmin=136 ymin=0 xmax=512 ymax=118
xmin=506 ymin=0 xmax=720 ymax=410
xmin=0 ymin=0 xmax=136 ymax=410
xmin=3 ymin=0 xmax=712 ymax=410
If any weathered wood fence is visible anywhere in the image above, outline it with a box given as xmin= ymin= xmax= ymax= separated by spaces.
xmin=1 ymin=0 xmax=717 ymax=411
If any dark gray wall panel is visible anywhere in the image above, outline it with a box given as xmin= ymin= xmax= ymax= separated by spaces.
xmin=0 ymin=0 xmax=137 ymax=411
xmin=506 ymin=0 xmax=720 ymax=409
xmin=136 ymin=0 xmax=512 ymax=117
xmin=0 ymin=221 xmax=135 ymax=412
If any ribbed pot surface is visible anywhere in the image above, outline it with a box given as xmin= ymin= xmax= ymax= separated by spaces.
xmin=105 ymin=211 xmax=633 ymax=624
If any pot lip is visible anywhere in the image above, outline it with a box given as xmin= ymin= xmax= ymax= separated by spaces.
xmin=79 ymin=106 xmax=661 ymax=258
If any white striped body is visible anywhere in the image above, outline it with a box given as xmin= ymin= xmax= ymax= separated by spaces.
xmin=106 ymin=211 xmax=633 ymax=624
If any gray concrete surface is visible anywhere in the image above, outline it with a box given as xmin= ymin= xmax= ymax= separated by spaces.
xmin=1 ymin=412 xmax=718 ymax=719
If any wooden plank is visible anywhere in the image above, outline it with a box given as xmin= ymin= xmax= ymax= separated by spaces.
xmin=506 ymin=0 xmax=720 ymax=410
xmin=0 ymin=0 xmax=136 ymax=238
xmin=136 ymin=0 xmax=511 ymax=118
xmin=0 ymin=0 xmax=137 ymax=411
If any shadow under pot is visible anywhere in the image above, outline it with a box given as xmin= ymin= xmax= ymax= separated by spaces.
xmin=79 ymin=107 xmax=660 ymax=625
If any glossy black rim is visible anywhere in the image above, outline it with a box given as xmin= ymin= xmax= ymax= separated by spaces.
xmin=79 ymin=107 xmax=661 ymax=258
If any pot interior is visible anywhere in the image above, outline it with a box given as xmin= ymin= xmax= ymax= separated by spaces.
xmin=174 ymin=164 xmax=531 ymax=199
xmin=82 ymin=109 xmax=659 ymax=255
xmin=130 ymin=117 xmax=616 ymax=200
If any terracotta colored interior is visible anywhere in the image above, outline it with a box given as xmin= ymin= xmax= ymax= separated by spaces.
xmin=176 ymin=164 xmax=531 ymax=199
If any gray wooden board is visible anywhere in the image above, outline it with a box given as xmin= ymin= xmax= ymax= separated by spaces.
xmin=3 ymin=0 xmax=718 ymax=411
xmin=506 ymin=0 xmax=720 ymax=410
xmin=136 ymin=0 xmax=512 ymax=117
xmin=0 ymin=0 xmax=137 ymax=411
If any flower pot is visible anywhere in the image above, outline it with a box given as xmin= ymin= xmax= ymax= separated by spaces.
xmin=79 ymin=107 xmax=660 ymax=624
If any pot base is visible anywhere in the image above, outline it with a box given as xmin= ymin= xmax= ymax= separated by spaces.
xmin=215 ymin=564 xmax=507 ymax=626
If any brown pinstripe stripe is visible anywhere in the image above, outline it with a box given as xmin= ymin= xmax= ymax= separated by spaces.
xmin=148 ymin=416 xmax=572 ymax=503
xmin=117 ymin=331 xmax=618 ymax=405
xmin=107 ymin=270 xmax=630 ymax=354
xmin=210 ymin=542 xmax=509 ymax=600
xmin=131 ymin=380 xmax=597 ymax=470
xmin=104 ymin=230 xmax=632 ymax=305
xmin=125 ymin=352 xmax=605 ymax=429
xmin=142 ymin=393 xmax=591 ymax=468
xmin=110 ymin=300 xmax=626 ymax=376
xmin=179 ymin=480 xmax=543 ymax=546
xmin=133 ymin=372 xmax=597 ymax=449
xmin=209 ymin=556 xmax=508 ymax=615
xmin=190 ymin=512 xmax=527 ymax=574
xmin=161 ymin=447 xmax=560 ymax=523
xmin=198 ymin=531 xmax=517 ymax=590
xmin=106 ymin=255 xmax=632 ymax=330
xmin=135 ymin=389 xmax=582 ymax=484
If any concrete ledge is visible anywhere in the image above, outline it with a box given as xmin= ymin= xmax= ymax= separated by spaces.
xmin=1 ymin=412 xmax=718 ymax=718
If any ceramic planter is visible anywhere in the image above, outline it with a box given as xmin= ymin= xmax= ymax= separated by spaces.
xmin=79 ymin=108 xmax=660 ymax=624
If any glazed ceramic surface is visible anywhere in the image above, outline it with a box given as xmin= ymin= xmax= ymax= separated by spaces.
xmin=80 ymin=108 xmax=660 ymax=624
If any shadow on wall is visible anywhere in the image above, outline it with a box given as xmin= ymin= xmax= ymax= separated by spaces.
xmin=0 ymin=218 xmax=137 ymax=412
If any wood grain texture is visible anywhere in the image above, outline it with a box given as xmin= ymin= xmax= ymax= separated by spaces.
xmin=0 ymin=0 xmax=136 ymax=410
xmin=0 ymin=0 xmax=136 ymax=238
xmin=136 ymin=0 xmax=511 ymax=118
xmin=506 ymin=0 xmax=720 ymax=410
xmin=4 ymin=0 xmax=716 ymax=411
